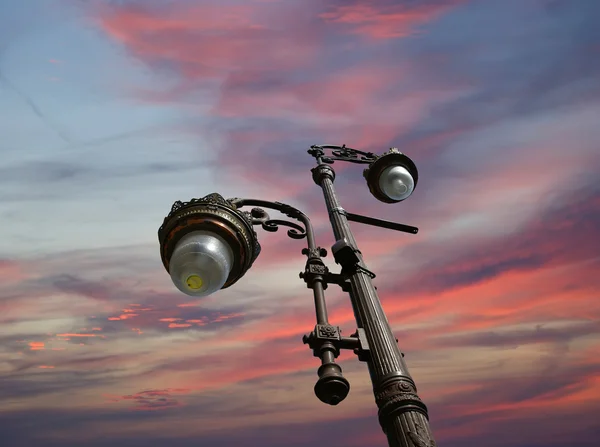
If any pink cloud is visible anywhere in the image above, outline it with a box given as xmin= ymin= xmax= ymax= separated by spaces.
xmin=212 ymin=312 xmax=244 ymax=323
xmin=106 ymin=388 xmax=191 ymax=411
xmin=98 ymin=2 xmax=321 ymax=84
xmin=0 ymin=259 xmax=28 ymax=284
xmin=380 ymin=260 xmax=600 ymax=348
xmin=90 ymin=0 xmax=467 ymax=207
xmin=320 ymin=1 xmax=465 ymax=39
xmin=218 ymin=310 xmax=316 ymax=345
xmin=108 ymin=313 xmax=139 ymax=320
xmin=211 ymin=64 xmax=408 ymax=121
xmin=155 ymin=313 xmax=242 ymax=329
xmin=56 ymin=333 xmax=98 ymax=338
xmin=107 ymin=305 xmax=153 ymax=321
xmin=168 ymin=323 xmax=192 ymax=328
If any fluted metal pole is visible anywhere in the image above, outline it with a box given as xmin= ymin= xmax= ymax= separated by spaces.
xmin=312 ymin=163 xmax=436 ymax=447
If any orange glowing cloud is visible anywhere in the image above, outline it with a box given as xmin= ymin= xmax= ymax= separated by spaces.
xmin=212 ymin=313 xmax=244 ymax=323
xmin=121 ymin=306 xmax=152 ymax=312
xmin=107 ymin=313 xmax=139 ymax=320
xmin=185 ymin=319 xmax=207 ymax=325
xmin=373 ymin=261 xmax=600 ymax=353
xmin=168 ymin=323 xmax=192 ymax=328
xmin=155 ymin=313 xmax=242 ymax=329
xmin=56 ymin=333 xmax=98 ymax=338
xmin=218 ymin=310 xmax=316 ymax=345
xmin=176 ymin=302 xmax=198 ymax=308
xmin=166 ymin=337 xmax=323 ymax=394
xmin=107 ymin=305 xmax=151 ymax=321
xmin=29 ymin=341 xmax=45 ymax=351
xmin=200 ymin=254 xmax=598 ymax=364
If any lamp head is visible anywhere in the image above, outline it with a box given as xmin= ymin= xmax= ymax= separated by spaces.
xmin=158 ymin=193 xmax=260 ymax=297
xmin=363 ymin=148 xmax=418 ymax=203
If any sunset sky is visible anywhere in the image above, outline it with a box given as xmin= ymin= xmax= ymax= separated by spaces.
xmin=1 ymin=0 xmax=599 ymax=446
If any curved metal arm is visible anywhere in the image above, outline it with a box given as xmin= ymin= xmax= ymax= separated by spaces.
xmin=228 ymin=198 xmax=318 ymax=253
xmin=309 ymin=144 xmax=378 ymax=165
xmin=230 ymin=196 xmax=351 ymax=405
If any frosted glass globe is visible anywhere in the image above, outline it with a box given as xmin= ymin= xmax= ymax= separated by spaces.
xmin=168 ymin=231 xmax=234 ymax=297
xmin=378 ymin=165 xmax=415 ymax=201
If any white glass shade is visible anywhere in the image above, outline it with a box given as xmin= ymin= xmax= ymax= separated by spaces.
xmin=378 ymin=165 xmax=415 ymax=201
xmin=168 ymin=230 xmax=234 ymax=297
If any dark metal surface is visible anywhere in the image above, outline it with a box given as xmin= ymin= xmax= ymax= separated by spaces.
xmin=228 ymin=199 xmax=310 ymax=243
xmin=345 ymin=212 xmax=419 ymax=235
xmin=311 ymin=161 xmax=436 ymax=447
xmin=309 ymin=144 xmax=378 ymax=165
xmin=228 ymin=197 xmax=351 ymax=406
xmin=157 ymin=193 xmax=261 ymax=289
xmin=363 ymin=148 xmax=420 ymax=204
xmin=309 ymin=145 xmax=420 ymax=233
xmin=158 ymin=144 xmax=435 ymax=446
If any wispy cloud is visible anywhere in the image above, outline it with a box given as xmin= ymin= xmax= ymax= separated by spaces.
xmin=1 ymin=0 xmax=599 ymax=446
xmin=320 ymin=0 xmax=465 ymax=39
xmin=105 ymin=388 xmax=191 ymax=411
xmin=0 ymin=68 xmax=72 ymax=143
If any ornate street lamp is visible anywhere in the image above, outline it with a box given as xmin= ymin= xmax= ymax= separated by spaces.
xmin=158 ymin=145 xmax=436 ymax=447
xmin=363 ymin=147 xmax=419 ymax=204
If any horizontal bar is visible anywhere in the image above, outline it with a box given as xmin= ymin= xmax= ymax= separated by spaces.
xmin=345 ymin=212 xmax=419 ymax=234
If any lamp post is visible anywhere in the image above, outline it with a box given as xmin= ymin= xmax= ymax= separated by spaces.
xmin=158 ymin=144 xmax=436 ymax=447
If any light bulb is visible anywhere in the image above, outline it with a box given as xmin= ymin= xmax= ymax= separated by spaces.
xmin=378 ymin=165 xmax=415 ymax=201
xmin=168 ymin=231 xmax=234 ymax=297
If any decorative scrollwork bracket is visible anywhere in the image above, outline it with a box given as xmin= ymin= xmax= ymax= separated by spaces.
xmin=240 ymin=206 xmax=308 ymax=240
xmin=309 ymin=144 xmax=378 ymax=165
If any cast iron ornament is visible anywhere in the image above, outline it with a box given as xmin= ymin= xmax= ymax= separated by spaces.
xmin=308 ymin=144 xmax=378 ymax=164
xmin=158 ymin=193 xmax=261 ymax=290
xmin=362 ymin=147 xmax=419 ymax=204
xmin=408 ymin=423 xmax=437 ymax=447
xmin=158 ymin=142 xmax=435 ymax=446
